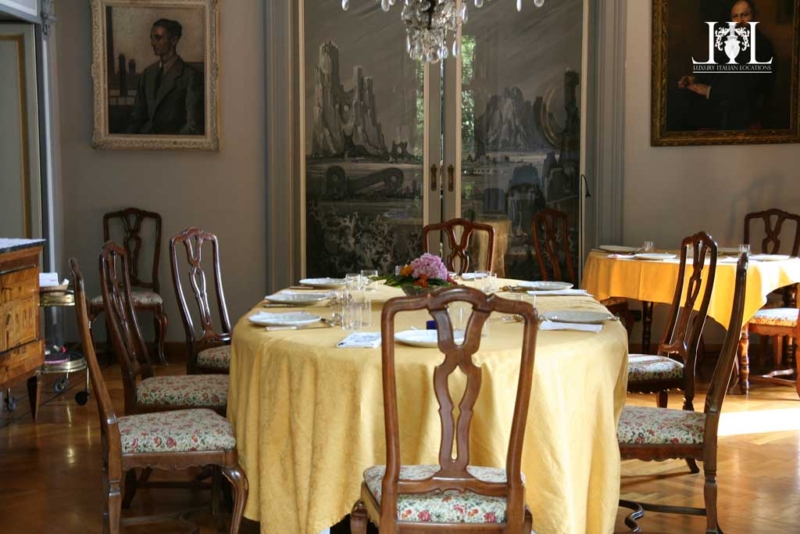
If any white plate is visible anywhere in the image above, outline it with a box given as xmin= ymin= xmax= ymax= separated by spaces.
xmin=394 ymin=329 xmax=465 ymax=348
xmin=249 ymin=311 xmax=321 ymax=327
xmin=264 ymin=291 xmax=331 ymax=305
xmin=634 ymin=253 xmax=676 ymax=261
xmin=299 ymin=277 xmax=346 ymax=289
xmin=599 ymin=245 xmax=637 ymax=253
xmin=750 ymin=254 xmax=792 ymax=262
xmin=540 ymin=310 xmax=615 ymax=324
xmin=517 ymin=281 xmax=574 ymax=291
xmin=718 ymin=247 xmax=740 ymax=255
xmin=461 ymin=272 xmax=488 ymax=280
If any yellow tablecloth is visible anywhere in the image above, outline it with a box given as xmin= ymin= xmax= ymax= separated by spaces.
xmin=227 ymin=282 xmax=628 ymax=534
xmin=582 ymin=251 xmax=800 ymax=327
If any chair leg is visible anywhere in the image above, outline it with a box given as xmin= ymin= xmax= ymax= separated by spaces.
xmin=350 ymin=500 xmax=369 ymax=534
xmin=704 ymin=466 xmax=720 ymax=534
xmin=685 ymin=458 xmax=700 ymax=474
xmin=656 ymin=391 xmax=668 ymax=408
xmin=121 ymin=468 xmax=150 ymax=509
xmin=153 ymin=306 xmax=169 ymax=366
xmin=211 ymin=465 xmax=221 ymax=520
xmin=103 ymin=469 xmax=122 ymax=534
xmin=222 ymin=464 xmax=249 ymax=534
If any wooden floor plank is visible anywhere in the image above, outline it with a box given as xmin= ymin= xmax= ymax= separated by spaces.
xmin=1 ymin=354 xmax=798 ymax=533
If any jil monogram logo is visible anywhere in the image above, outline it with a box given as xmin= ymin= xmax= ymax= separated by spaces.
xmin=693 ymin=21 xmax=772 ymax=73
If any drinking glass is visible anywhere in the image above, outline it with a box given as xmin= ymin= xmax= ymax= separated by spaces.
xmin=360 ymin=269 xmax=379 ymax=292
xmin=477 ymin=270 xmax=498 ymax=294
xmin=345 ymin=273 xmax=363 ymax=289
xmin=643 ymin=241 xmax=655 ymax=252
xmin=738 ymin=243 xmax=750 ymax=255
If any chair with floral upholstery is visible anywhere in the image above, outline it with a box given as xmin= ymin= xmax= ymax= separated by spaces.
xmin=89 ymin=208 xmax=169 ymax=365
xmin=531 ymin=208 xmax=635 ymax=335
xmin=99 ymin=241 xmax=229 ymax=415
xmin=170 ymin=228 xmax=232 ymax=375
xmin=350 ymin=286 xmax=539 ymax=533
xmin=422 ymin=218 xmax=496 ymax=275
xmin=626 ymin=232 xmax=718 ymax=412
xmin=743 ymin=209 xmax=800 ymax=397
xmin=617 ymin=253 xmax=748 ymax=534
xmin=71 ymin=258 xmax=247 ymax=533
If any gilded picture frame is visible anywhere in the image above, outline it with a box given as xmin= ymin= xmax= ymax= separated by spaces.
xmin=90 ymin=0 xmax=220 ymax=150
xmin=652 ymin=0 xmax=800 ymax=146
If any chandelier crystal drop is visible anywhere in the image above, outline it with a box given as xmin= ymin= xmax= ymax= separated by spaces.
xmin=342 ymin=0 xmax=546 ymax=63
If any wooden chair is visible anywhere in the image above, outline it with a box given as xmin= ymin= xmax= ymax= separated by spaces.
xmin=743 ymin=209 xmax=800 ymax=396
xmin=99 ymin=241 xmax=229 ymax=415
xmin=617 ymin=253 xmax=748 ymax=534
xmin=170 ymin=228 xmax=232 ymax=375
xmin=70 ymin=258 xmax=248 ymax=534
xmin=89 ymin=208 xmax=169 ymax=365
xmin=350 ymin=286 xmax=539 ymax=533
xmin=422 ymin=218 xmax=496 ymax=275
xmin=531 ymin=208 xmax=634 ymax=334
xmin=626 ymin=232 xmax=718 ymax=412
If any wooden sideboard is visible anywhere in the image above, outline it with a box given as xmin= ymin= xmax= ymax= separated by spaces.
xmin=0 ymin=238 xmax=45 ymax=420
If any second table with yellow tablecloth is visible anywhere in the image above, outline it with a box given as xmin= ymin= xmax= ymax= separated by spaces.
xmin=227 ymin=281 xmax=628 ymax=534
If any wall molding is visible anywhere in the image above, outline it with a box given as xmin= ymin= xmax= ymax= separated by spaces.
xmin=265 ymin=0 xmax=302 ymax=292
xmin=589 ymin=0 xmax=626 ymax=247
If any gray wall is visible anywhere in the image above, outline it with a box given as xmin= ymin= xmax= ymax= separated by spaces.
xmin=56 ymin=1 xmax=266 ymax=341
xmin=625 ymin=0 xmax=800 ymax=341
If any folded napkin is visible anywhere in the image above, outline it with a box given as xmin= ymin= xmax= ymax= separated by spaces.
xmin=607 ymin=254 xmax=634 ymax=260
xmin=539 ymin=321 xmax=603 ymax=333
xmin=337 ymin=332 xmax=382 ymax=348
xmin=526 ymin=289 xmax=591 ymax=297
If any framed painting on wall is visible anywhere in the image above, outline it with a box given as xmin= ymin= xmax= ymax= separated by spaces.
xmin=90 ymin=0 xmax=219 ymax=150
xmin=652 ymin=0 xmax=800 ymax=146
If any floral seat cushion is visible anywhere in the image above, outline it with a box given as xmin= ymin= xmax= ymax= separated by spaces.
xmin=364 ymin=464 xmax=520 ymax=524
xmin=617 ymin=405 xmax=706 ymax=445
xmin=118 ymin=408 xmax=235 ymax=454
xmin=198 ymin=345 xmax=231 ymax=370
xmin=90 ymin=290 xmax=163 ymax=308
xmin=627 ymin=354 xmax=684 ymax=383
xmin=750 ymin=308 xmax=799 ymax=327
xmin=137 ymin=374 xmax=228 ymax=408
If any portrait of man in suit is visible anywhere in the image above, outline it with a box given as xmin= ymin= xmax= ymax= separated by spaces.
xmin=653 ymin=0 xmax=799 ymax=146
xmin=94 ymin=1 xmax=219 ymax=150
xmin=126 ymin=18 xmax=205 ymax=135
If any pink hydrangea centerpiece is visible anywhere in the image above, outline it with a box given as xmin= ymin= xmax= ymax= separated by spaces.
xmin=384 ymin=253 xmax=455 ymax=293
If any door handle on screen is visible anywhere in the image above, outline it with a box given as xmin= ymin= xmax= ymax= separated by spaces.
xmin=430 ymin=164 xmax=438 ymax=191
xmin=447 ymin=164 xmax=454 ymax=192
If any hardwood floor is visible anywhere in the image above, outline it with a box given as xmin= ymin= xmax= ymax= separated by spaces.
xmin=1 ymin=352 xmax=798 ymax=533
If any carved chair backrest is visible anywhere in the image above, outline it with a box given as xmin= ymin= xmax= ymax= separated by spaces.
xmin=531 ymin=208 xmax=576 ymax=284
xmin=378 ymin=287 xmax=539 ymax=529
xmin=103 ymin=208 xmax=162 ymax=292
xmin=170 ymin=228 xmax=232 ymax=365
xmin=657 ymin=232 xmax=718 ymax=398
xmin=422 ymin=218 xmax=496 ymax=275
xmin=744 ymin=209 xmax=800 ymax=256
xmin=99 ymin=242 xmax=154 ymax=413
xmin=71 ymin=257 xmax=123 ymax=480
xmin=703 ymin=254 xmax=747 ymax=445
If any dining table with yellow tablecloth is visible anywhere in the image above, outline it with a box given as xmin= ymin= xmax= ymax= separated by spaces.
xmin=582 ymin=250 xmax=800 ymax=391
xmin=227 ymin=280 xmax=629 ymax=534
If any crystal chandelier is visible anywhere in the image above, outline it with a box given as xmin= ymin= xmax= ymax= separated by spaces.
xmin=341 ymin=0 xmax=546 ymax=63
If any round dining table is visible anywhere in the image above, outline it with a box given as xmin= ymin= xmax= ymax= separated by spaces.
xmin=227 ymin=281 xmax=628 ymax=534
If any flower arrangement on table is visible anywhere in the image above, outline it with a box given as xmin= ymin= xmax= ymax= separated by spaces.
xmin=383 ymin=253 xmax=456 ymax=296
